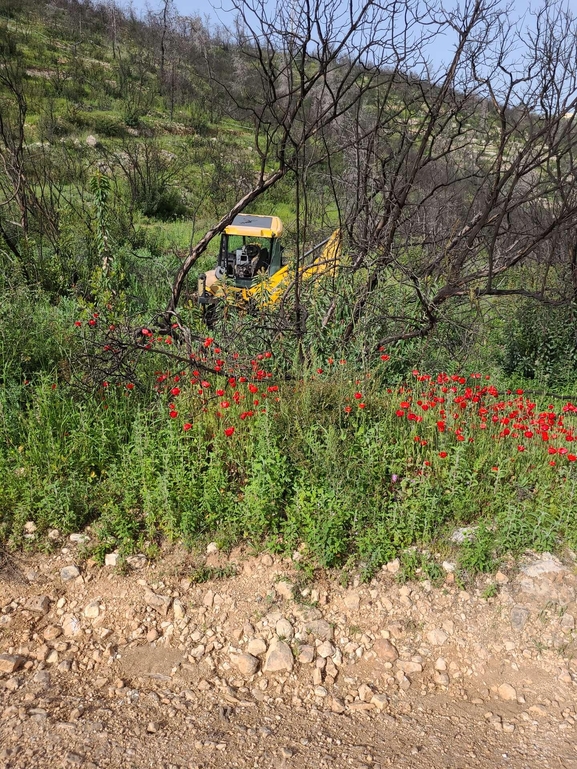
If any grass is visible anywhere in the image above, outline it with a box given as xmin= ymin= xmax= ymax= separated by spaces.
xmin=3 ymin=332 xmax=577 ymax=576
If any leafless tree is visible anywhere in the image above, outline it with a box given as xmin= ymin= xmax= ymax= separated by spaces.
xmin=165 ymin=0 xmax=430 ymax=319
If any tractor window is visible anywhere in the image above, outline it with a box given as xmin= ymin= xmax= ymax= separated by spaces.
xmin=222 ymin=235 xmax=273 ymax=280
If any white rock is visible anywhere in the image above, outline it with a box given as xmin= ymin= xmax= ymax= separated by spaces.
xmin=386 ymin=558 xmax=400 ymax=574
xmin=104 ymin=553 xmax=119 ymax=567
xmin=521 ymin=557 xmax=566 ymax=577
xmin=206 ymin=542 xmax=219 ymax=555
xmin=276 ymin=619 xmax=294 ymax=639
xmin=84 ymin=601 xmax=100 ymax=619
xmin=317 ymin=640 xmax=335 ymax=658
xmin=247 ymin=638 xmax=267 ymax=656
xmin=263 ymin=640 xmax=293 ymax=673
xmin=69 ymin=533 xmax=89 ymax=544
xmin=498 ymin=683 xmax=517 ymax=701
xmin=232 ymin=653 xmax=259 ymax=677
xmin=427 ymin=629 xmax=448 ymax=646
xmin=173 ymin=599 xmax=185 ymax=620
xmin=344 ymin=592 xmax=361 ymax=611
xmin=275 ymin=581 xmax=294 ymax=601
xmin=60 ymin=565 xmax=80 ymax=581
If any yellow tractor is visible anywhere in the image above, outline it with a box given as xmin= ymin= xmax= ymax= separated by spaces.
xmin=197 ymin=214 xmax=340 ymax=320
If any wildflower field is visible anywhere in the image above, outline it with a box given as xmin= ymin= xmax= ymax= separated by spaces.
xmin=2 ymin=319 xmax=577 ymax=581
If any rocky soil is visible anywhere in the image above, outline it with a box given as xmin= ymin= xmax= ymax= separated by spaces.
xmin=1 ymin=533 xmax=577 ymax=769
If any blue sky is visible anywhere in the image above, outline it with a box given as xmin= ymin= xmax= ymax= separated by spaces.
xmin=124 ymin=0 xmax=550 ymax=71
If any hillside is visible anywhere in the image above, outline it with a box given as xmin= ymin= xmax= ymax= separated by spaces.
xmin=1 ymin=0 xmax=577 ymax=575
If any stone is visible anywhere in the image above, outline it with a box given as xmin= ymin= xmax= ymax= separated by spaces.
xmin=305 ymin=619 xmax=333 ymax=641
xmin=146 ymin=722 xmax=158 ymax=734
xmin=25 ymin=596 xmax=50 ymax=615
xmin=263 ymin=640 xmax=294 ymax=673
xmin=298 ymin=645 xmax=315 ymax=664
xmin=442 ymin=561 xmax=456 ymax=573
xmin=344 ymin=592 xmax=360 ymax=611
xmin=521 ymin=557 xmax=566 ymax=578
xmin=86 ymin=134 xmax=97 ymax=147
xmin=450 ymin=526 xmax=477 ymax=544
xmin=275 ymin=581 xmax=294 ymax=601
xmin=510 ymin=606 xmax=530 ymax=631
xmin=206 ymin=542 xmax=219 ymax=555
xmin=276 ymin=619 xmax=294 ymax=640
xmin=317 ymin=640 xmax=335 ymax=658
xmin=386 ymin=558 xmax=400 ymax=573
xmin=396 ymin=660 xmax=423 ymax=674
xmin=561 ymin=613 xmax=575 ymax=630
xmin=61 ymin=565 xmax=80 ymax=582
xmin=427 ymin=629 xmax=448 ymax=646
xmin=358 ymin=683 xmax=373 ymax=702
xmin=0 ymin=655 xmax=26 ymax=674
xmin=84 ymin=601 xmax=100 ymax=619
xmin=104 ymin=553 xmax=119 ymax=567
xmin=495 ymin=571 xmax=509 ymax=584
xmin=528 ymin=704 xmax=548 ymax=717
xmin=144 ymin=591 xmax=172 ymax=617
xmin=43 ymin=625 xmax=62 ymax=641
xmin=69 ymin=533 xmax=89 ymax=544
xmin=232 ymin=653 xmax=259 ymax=677
xmin=435 ymin=657 xmax=447 ymax=671
xmin=126 ymin=554 xmax=146 ymax=569
xmin=498 ymin=683 xmax=517 ymax=701
xmin=247 ymin=638 xmax=267 ymax=656
xmin=371 ymin=694 xmax=388 ymax=710
xmin=261 ymin=553 xmax=273 ymax=566
xmin=24 ymin=521 xmax=37 ymax=534
xmin=48 ymin=529 xmax=60 ymax=540
xmin=203 ymin=590 xmax=214 ymax=608
xmin=330 ymin=696 xmax=345 ymax=713
xmin=373 ymin=638 xmax=398 ymax=662
xmin=146 ymin=628 xmax=159 ymax=642
xmin=61 ymin=615 xmax=82 ymax=637
xmin=33 ymin=670 xmax=50 ymax=686
xmin=173 ymin=599 xmax=185 ymax=620
xmin=434 ymin=672 xmax=450 ymax=686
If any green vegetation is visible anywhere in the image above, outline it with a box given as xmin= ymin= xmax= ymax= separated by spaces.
xmin=2 ymin=0 xmax=577 ymax=580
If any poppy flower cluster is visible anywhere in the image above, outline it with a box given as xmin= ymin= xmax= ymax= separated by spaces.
xmin=393 ymin=371 xmax=577 ymax=466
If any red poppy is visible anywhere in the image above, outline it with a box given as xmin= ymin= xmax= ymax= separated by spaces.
xmin=221 ymin=401 xmax=230 ymax=408
xmin=126 ymin=383 xmax=134 ymax=390
xmin=354 ymin=392 xmax=362 ymax=400
xmin=203 ymin=337 xmax=213 ymax=347
xmin=169 ymin=410 xmax=178 ymax=418
xmin=517 ymin=445 xmax=525 ymax=452
xmin=344 ymin=406 xmax=352 ymax=414
xmin=249 ymin=384 xmax=258 ymax=394
xmin=183 ymin=423 xmax=192 ymax=431
xmin=439 ymin=451 xmax=448 ymax=458
xmin=170 ymin=387 xmax=181 ymax=396
xmin=74 ymin=321 xmax=82 ymax=327
xmin=224 ymin=427 xmax=235 ymax=437
xmin=568 ymin=454 xmax=577 ymax=461
xmin=358 ymin=403 xmax=366 ymax=409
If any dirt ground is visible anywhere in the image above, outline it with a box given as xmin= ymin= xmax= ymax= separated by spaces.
xmin=1 ymin=536 xmax=577 ymax=769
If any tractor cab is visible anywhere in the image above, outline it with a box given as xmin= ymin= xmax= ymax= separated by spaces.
xmin=198 ymin=214 xmax=284 ymax=310
xmin=218 ymin=214 xmax=284 ymax=287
